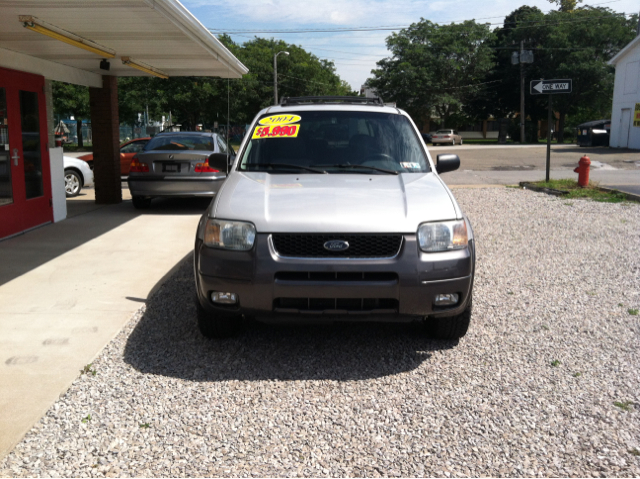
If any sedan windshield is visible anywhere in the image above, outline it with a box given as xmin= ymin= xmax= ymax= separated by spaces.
xmin=145 ymin=135 xmax=214 ymax=151
xmin=436 ymin=130 xmax=452 ymax=134
xmin=239 ymin=111 xmax=430 ymax=174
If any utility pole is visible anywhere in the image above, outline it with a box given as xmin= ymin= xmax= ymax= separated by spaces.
xmin=273 ymin=51 xmax=289 ymax=105
xmin=520 ymin=40 xmax=526 ymax=144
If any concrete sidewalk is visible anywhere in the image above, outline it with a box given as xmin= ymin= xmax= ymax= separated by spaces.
xmin=0 ymin=194 xmax=208 ymax=460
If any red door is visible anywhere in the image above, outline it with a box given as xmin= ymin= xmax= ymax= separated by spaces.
xmin=0 ymin=67 xmax=52 ymax=239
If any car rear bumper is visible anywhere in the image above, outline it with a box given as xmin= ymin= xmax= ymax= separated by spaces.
xmin=127 ymin=176 xmax=225 ymax=197
xmin=195 ymin=232 xmax=475 ymax=322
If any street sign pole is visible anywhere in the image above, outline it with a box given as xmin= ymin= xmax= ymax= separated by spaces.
xmin=520 ymin=41 xmax=525 ymax=144
xmin=546 ymin=94 xmax=552 ymax=182
xmin=530 ymin=79 xmax=572 ymax=182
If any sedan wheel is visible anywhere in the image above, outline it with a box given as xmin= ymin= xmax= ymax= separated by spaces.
xmin=64 ymin=170 xmax=82 ymax=197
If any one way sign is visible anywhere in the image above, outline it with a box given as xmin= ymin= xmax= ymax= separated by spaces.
xmin=530 ymin=79 xmax=572 ymax=95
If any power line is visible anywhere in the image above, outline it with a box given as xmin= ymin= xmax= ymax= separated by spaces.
xmin=209 ymin=11 xmax=633 ymax=35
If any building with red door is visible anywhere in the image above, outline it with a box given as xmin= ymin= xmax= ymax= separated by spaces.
xmin=0 ymin=0 xmax=247 ymax=240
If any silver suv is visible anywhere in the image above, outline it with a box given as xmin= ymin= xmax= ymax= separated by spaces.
xmin=194 ymin=97 xmax=475 ymax=339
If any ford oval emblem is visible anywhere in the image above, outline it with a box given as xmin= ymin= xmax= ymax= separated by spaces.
xmin=323 ymin=240 xmax=350 ymax=252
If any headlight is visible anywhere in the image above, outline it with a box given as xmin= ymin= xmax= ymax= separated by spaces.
xmin=203 ymin=219 xmax=256 ymax=251
xmin=418 ymin=220 xmax=468 ymax=252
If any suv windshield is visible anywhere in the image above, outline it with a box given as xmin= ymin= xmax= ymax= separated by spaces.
xmin=145 ymin=135 xmax=214 ymax=151
xmin=239 ymin=111 xmax=430 ymax=174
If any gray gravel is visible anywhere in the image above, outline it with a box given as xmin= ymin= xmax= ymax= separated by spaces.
xmin=2 ymin=188 xmax=639 ymax=478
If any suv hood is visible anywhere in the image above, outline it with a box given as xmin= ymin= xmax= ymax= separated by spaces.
xmin=213 ymin=172 xmax=459 ymax=233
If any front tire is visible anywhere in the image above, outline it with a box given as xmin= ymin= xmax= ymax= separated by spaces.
xmin=64 ymin=170 xmax=82 ymax=197
xmin=196 ymin=299 xmax=242 ymax=338
xmin=132 ymin=196 xmax=152 ymax=209
xmin=425 ymin=298 xmax=472 ymax=340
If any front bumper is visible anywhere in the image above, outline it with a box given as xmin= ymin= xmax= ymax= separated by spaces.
xmin=127 ymin=175 xmax=225 ymax=197
xmin=195 ymin=232 xmax=475 ymax=322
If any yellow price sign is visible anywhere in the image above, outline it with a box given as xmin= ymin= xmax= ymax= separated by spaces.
xmin=252 ymin=124 xmax=300 ymax=139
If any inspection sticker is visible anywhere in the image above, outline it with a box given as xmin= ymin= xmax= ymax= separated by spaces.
xmin=259 ymin=114 xmax=301 ymax=126
xmin=252 ymin=124 xmax=300 ymax=139
xmin=401 ymin=162 xmax=421 ymax=170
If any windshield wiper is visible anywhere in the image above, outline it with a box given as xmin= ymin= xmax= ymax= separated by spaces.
xmin=246 ymin=163 xmax=327 ymax=174
xmin=315 ymin=164 xmax=399 ymax=175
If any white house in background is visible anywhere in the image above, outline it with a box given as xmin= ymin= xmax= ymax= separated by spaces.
xmin=608 ymin=35 xmax=640 ymax=149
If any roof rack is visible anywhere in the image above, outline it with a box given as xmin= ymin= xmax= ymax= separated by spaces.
xmin=280 ymin=96 xmax=385 ymax=106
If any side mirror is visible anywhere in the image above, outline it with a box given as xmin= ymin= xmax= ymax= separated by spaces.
xmin=208 ymin=152 xmax=229 ymax=172
xmin=228 ymin=153 xmax=236 ymax=166
xmin=436 ymin=154 xmax=460 ymax=174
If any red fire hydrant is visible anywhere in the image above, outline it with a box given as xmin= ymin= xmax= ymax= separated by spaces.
xmin=574 ymin=155 xmax=590 ymax=187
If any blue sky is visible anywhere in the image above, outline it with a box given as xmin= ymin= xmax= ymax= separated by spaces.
xmin=183 ymin=0 xmax=639 ymax=90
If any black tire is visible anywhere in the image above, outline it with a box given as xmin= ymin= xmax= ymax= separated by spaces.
xmin=64 ymin=169 xmax=82 ymax=197
xmin=132 ymin=196 xmax=152 ymax=209
xmin=425 ymin=298 xmax=472 ymax=340
xmin=196 ymin=299 xmax=242 ymax=338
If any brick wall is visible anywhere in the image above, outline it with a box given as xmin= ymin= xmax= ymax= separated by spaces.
xmin=89 ymin=76 xmax=121 ymax=204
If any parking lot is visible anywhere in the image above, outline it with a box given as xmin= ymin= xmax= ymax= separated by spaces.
xmin=2 ymin=187 xmax=638 ymax=477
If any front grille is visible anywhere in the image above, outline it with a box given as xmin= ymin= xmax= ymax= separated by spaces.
xmin=274 ymin=298 xmax=398 ymax=312
xmin=272 ymin=234 xmax=403 ymax=258
xmin=275 ymin=272 xmax=398 ymax=282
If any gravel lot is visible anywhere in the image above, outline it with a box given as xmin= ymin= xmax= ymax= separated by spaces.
xmin=2 ymin=188 xmax=639 ymax=478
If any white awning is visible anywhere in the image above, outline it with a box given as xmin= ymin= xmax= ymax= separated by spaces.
xmin=0 ymin=0 xmax=248 ymax=87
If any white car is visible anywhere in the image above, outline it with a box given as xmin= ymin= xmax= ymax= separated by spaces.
xmin=431 ymin=129 xmax=463 ymax=146
xmin=63 ymin=156 xmax=94 ymax=197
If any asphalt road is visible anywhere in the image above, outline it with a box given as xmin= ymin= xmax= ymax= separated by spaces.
xmin=432 ymin=144 xmax=640 ymax=195
xmin=431 ymin=144 xmax=640 ymax=171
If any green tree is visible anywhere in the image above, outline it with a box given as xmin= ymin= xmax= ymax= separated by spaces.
xmin=489 ymin=6 xmax=637 ymax=142
xmin=52 ymin=82 xmax=89 ymax=147
xmin=120 ymin=36 xmax=356 ymax=130
xmin=118 ymin=77 xmax=166 ymax=127
xmin=366 ymin=20 xmax=496 ymax=129
xmin=547 ymin=0 xmax=583 ymax=12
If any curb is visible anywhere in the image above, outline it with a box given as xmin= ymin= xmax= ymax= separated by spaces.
xmin=519 ymin=182 xmax=568 ymax=197
xmin=597 ymin=186 xmax=640 ymax=203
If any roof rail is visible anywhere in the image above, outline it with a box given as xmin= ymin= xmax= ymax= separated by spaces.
xmin=280 ymin=96 xmax=385 ymax=106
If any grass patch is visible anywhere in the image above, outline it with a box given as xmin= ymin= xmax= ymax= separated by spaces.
xmin=81 ymin=414 xmax=92 ymax=423
xmin=573 ymin=372 xmax=582 ymax=377
xmin=80 ymin=363 xmax=96 ymax=376
xmin=630 ymin=448 xmax=640 ymax=457
xmin=550 ymin=360 xmax=561 ymax=367
xmin=628 ymin=308 xmax=639 ymax=316
xmin=530 ymin=179 xmax=627 ymax=203
xmin=614 ymin=401 xmax=634 ymax=411
xmin=139 ymin=422 xmax=151 ymax=429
